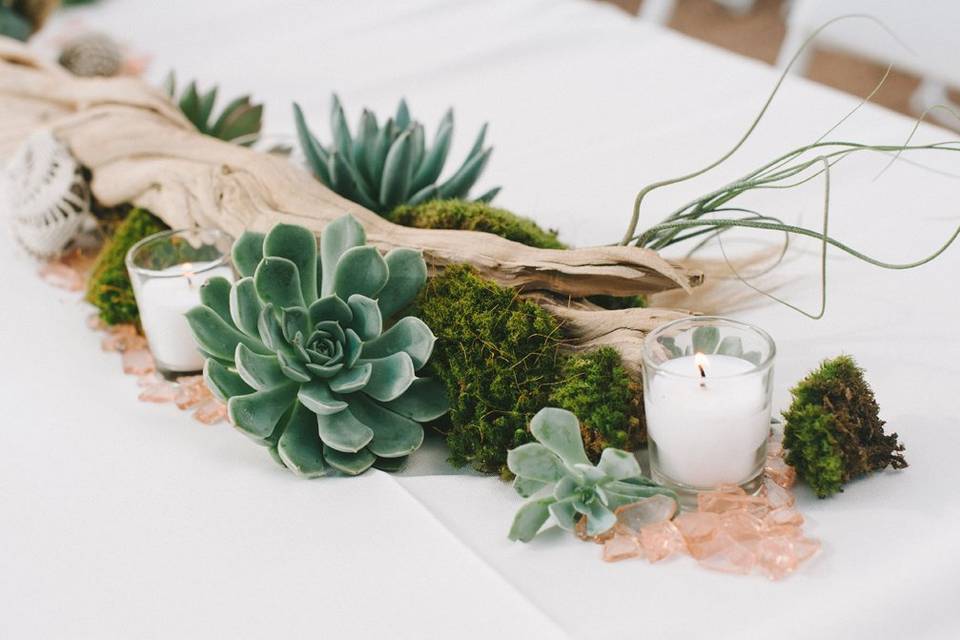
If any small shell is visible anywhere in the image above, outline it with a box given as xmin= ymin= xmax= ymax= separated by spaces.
xmin=1 ymin=130 xmax=91 ymax=258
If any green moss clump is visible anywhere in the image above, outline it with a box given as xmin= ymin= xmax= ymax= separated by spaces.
xmin=549 ymin=347 xmax=644 ymax=461
xmin=415 ymin=265 xmax=643 ymax=475
xmin=86 ymin=208 xmax=169 ymax=326
xmin=389 ymin=199 xmax=565 ymax=249
xmin=782 ymin=355 xmax=907 ymax=498
xmin=416 ymin=264 xmax=562 ymax=476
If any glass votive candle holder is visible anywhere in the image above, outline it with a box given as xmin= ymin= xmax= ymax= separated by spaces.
xmin=126 ymin=228 xmax=234 ymax=378
xmin=642 ymin=316 xmax=776 ymax=507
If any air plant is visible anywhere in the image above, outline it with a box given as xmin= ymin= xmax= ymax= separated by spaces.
xmin=620 ymin=16 xmax=960 ymax=318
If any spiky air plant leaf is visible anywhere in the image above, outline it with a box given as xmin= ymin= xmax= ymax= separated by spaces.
xmin=293 ymin=95 xmax=499 ymax=215
xmin=507 ymin=408 xmax=677 ymax=542
xmin=186 ymin=215 xmax=449 ymax=477
xmin=164 ymin=72 xmax=263 ymax=146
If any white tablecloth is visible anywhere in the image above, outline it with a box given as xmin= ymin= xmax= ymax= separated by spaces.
xmin=4 ymin=1 xmax=960 ymax=638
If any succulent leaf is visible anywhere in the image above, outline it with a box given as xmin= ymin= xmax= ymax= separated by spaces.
xmin=350 ymin=394 xmax=424 ymax=458
xmin=318 ymin=409 xmax=374 ymax=453
xmin=381 ymin=378 xmax=449 ymax=422
xmin=346 ymin=294 xmax=382 ymax=341
xmin=530 ymin=408 xmax=590 ymax=467
xmin=508 ymin=499 xmax=553 ymax=543
xmin=204 ymin=359 xmax=254 ymax=402
xmin=229 ymin=277 xmax=263 ymax=337
xmin=507 ymin=407 xmax=677 ymax=542
xmin=295 ymin=99 xmax=495 ymax=214
xmin=320 ymin=215 xmax=366 ymax=296
xmin=297 ymin=380 xmax=348 ymax=415
xmin=323 ymin=445 xmax=375 ymax=476
xmin=200 ymin=277 xmax=233 ymax=323
xmin=507 ymin=443 xmax=564 ymax=483
xmin=167 ymin=76 xmax=262 ymax=145
xmin=264 ymin=224 xmax=318 ymax=303
xmin=188 ymin=215 xmax=445 ymax=477
xmin=186 ymin=306 xmax=271 ymax=360
xmin=232 ymin=232 xmax=266 ymax=278
xmin=360 ymin=316 xmax=435 ymax=370
xmin=377 ymin=248 xmax=428 ymax=319
xmin=228 ymin=382 xmax=299 ymax=440
xmin=334 ymin=247 xmax=389 ymax=300
xmin=363 ymin=352 xmax=416 ymax=402
xmin=276 ymin=402 xmax=330 ymax=478
xmin=254 ymin=257 xmax=306 ymax=310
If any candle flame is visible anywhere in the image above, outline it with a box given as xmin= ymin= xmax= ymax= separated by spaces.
xmin=695 ymin=352 xmax=709 ymax=379
xmin=181 ymin=262 xmax=196 ymax=288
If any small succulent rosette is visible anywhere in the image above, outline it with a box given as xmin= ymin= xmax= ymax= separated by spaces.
xmin=508 ymin=408 xmax=677 ymax=542
xmin=186 ymin=214 xmax=449 ymax=477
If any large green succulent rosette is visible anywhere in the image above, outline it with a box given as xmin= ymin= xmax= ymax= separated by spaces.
xmin=186 ymin=214 xmax=449 ymax=477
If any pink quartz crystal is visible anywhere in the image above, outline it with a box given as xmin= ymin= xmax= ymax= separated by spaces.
xmin=87 ymin=313 xmax=106 ymax=331
xmin=593 ymin=434 xmax=819 ymax=578
xmin=614 ymin=494 xmax=677 ymax=535
xmin=639 ymin=520 xmax=686 ymax=563
xmin=698 ymin=491 xmax=770 ymax=517
xmin=193 ymin=399 xmax=227 ymax=425
xmin=602 ymin=532 xmax=644 ymax=562
xmin=763 ymin=477 xmax=796 ymax=509
xmin=765 ymin=456 xmax=797 ymax=488
xmin=174 ymin=375 xmax=209 ymax=410
xmin=138 ymin=380 xmax=177 ymax=403
xmin=38 ymin=261 xmax=85 ymax=291
xmin=575 ymin=517 xmax=615 ymax=544
xmin=122 ymin=348 xmax=155 ymax=375
xmin=697 ymin=532 xmax=757 ymax=575
xmin=102 ymin=325 xmax=147 ymax=353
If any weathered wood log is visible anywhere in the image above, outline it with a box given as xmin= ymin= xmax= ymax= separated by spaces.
xmin=0 ymin=39 xmax=697 ymax=369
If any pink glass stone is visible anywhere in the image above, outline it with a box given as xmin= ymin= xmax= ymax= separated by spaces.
xmin=38 ymin=261 xmax=85 ymax=291
xmin=765 ymin=507 xmax=804 ymax=529
xmin=87 ymin=313 xmax=106 ymax=331
xmin=766 ymin=441 xmax=784 ymax=458
xmin=765 ymin=456 xmax=797 ymax=489
xmin=698 ymin=491 xmax=769 ymax=516
xmin=575 ymin=517 xmax=614 ymax=543
xmin=696 ymin=532 xmax=757 ymax=575
xmin=719 ymin=511 xmax=764 ymax=546
xmin=102 ymin=325 xmax=147 ymax=353
xmin=674 ymin=511 xmax=720 ymax=554
xmin=193 ymin=399 xmax=227 ymax=425
xmin=174 ymin=376 xmax=209 ymax=410
xmin=603 ymin=532 xmax=644 ymax=562
xmin=138 ymin=381 xmax=177 ymax=403
xmin=756 ymin=537 xmax=804 ymax=580
xmin=122 ymin=348 xmax=155 ymax=375
xmin=639 ymin=520 xmax=686 ymax=563
xmin=763 ymin=477 xmax=796 ymax=509
xmin=615 ymin=495 xmax=678 ymax=535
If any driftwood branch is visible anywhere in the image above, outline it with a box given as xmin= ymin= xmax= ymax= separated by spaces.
xmin=0 ymin=39 xmax=696 ymax=370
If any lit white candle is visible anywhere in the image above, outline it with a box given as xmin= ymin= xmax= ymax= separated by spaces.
xmin=645 ymin=353 xmax=770 ymax=488
xmin=138 ymin=261 xmax=234 ymax=373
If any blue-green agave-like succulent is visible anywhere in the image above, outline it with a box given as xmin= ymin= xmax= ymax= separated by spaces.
xmin=186 ymin=215 xmax=449 ymax=477
xmin=507 ymin=407 xmax=678 ymax=542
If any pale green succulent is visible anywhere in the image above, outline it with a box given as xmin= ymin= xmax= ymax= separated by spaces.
xmin=508 ymin=407 xmax=678 ymax=542
xmin=185 ymin=215 xmax=449 ymax=477
xmin=293 ymin=95 xmax=499 ymax=215
xmin=164 ymin=72 xmax=263 ymax=146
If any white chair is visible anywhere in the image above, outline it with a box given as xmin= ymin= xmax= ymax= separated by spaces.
xmin=778 ymin=0 xmax=960 ymax=126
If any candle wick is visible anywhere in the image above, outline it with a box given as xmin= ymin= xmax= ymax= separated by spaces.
xmin=698 ymin=363 xmax=707 ymax=388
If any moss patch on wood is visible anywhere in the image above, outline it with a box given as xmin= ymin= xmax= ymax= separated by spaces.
xmin=389 ymin=199 xmax=564 ymax=249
